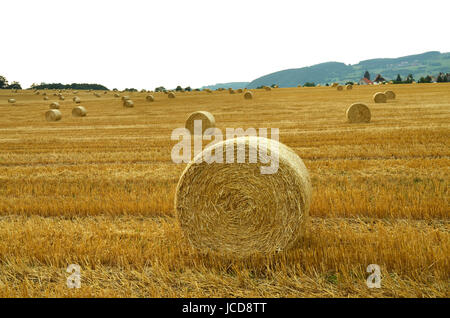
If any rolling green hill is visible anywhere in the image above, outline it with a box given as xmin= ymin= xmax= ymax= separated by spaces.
xmin=246 ymin=51 xmax=450 ymax=88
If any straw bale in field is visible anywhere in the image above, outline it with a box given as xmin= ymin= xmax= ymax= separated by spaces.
xmin=346 ymin=103 xmax=371 ymax=123
xmin=45 ymin=109 xmax=62 ymax=121
xmin=175 ymin=136 xmax=312 ymax=257
xmin=185 ymin=111 xmax=215 ymax=135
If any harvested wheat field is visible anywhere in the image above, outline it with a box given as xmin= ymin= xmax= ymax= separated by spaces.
xmin=0 ymin=84 xmax=449 ymax=298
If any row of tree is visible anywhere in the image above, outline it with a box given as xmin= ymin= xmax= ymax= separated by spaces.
xmin=0 ymin=75 xmax=22 ymax=89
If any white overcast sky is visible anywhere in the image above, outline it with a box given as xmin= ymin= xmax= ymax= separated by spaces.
xmin=1 ymin=0 xmax=449 ymax=90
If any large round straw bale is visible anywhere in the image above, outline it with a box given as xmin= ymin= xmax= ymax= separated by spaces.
xmin=236 ymin=88 xmax=243 ymax=93
xmin=168 ymin=92 xmax=176 ymax=98
xmin=73 ymin=96 xmax=81 ymax=103
xmin=123 ymin=100 xmax=134 ymax=107
xmin=146 ymin=95 xmax=154 ymax=102
xmin=346 ymin=103 xmax=371 ymax=123
xmin=336 ymin=85 xmax=343 ymax=91
xmin=175 ymin=136 xmax=312 ymax=257
xmin=45 ymin=109 xmax=62 ymax=122
xmin=8 ymin=98 xmax=16 ymax=104
xmin=121 ymin=95 xmax=130 ymax=101
xmin=49 ymin=102 xmax=60 ymax=109
xmin=59 ymin=95 xmax=65 ymax=100
xmin=229 ymin=89 xmax=236 ymax=94
xmin=72 ymin=106 xmax=87 ymax=117
xmin=244 ymin=91 xmax=253 ymax=99
xmin=331 ymin=83 xmax=338 ymax=88
xmin=94 ymin=92 xmax=101 ymax=97
xmin=373 ymin=92 xmax=387 ymax=103
xmin=185 ymin=111 xmax=215 ymax=135
xmin=264 ymin=86 xmax=272 ymax=91
xmin=43 ymin=96 xmax=49 ymax=100
xmin=384 ymin=90 xmax=396 ymax=100
xmin=346 ymin=84 xmax=353 ymax=90
xmin=114 ymin=93 xmax=120 ymax=98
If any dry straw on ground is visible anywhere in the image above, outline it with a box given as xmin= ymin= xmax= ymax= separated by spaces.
xmin=185 ymin=111 xmax=215 ymax=135
xmin=72 ymin=106 xmax=87 ymax=117
xmin=49 ymin=102 xmax=60 ymax=109
xmin=373 ymin=92 xmax=387 ymax=103
xmin=168 ymin=92 xmax=176 ymax=98
xmin=346 ymin=103 xmax=371 ymax=123
xmin=123 ymin=100 xmax=134 ymax=107
xmin=7 ymin=98 xmax=16 ymax=104
xmin=244 ymin=91 xmax=253 ymax=99
xmin=45 ymin=109 xmax=62 ymax=122
xmin=146 ymin=95 xmax=154 ymax=102
xmin=175 ymin=136 xmax=312 ymax=257
xmin=384 ymin=90 xmax=396 ymax=100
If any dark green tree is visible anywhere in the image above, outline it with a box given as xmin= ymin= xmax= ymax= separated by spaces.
xmin=364 ymin=71 xmax=370 ymax=80
xmin=0 ymin=75 xmax=8 ymax=89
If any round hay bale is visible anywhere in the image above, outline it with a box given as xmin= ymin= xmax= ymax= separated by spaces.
xmin=59 ymin=95 xmax=65 ymax=100
xmin=73 ymin=96 xmax=81 ymax=103
xmin=346 ymin=103 xmax=371 ymax=123
xmin=43 ymin=96 xmax=49 ymax=101
xmin=373 ymin=92 xmax=387 ymax=103
xmin=297 ymin=84 xmax=302 ymax=88
xmin=114 ymin=93 xmax=120 ymax=98
xmin=146 ymin=95 xmax=154 ymax=102
xmin=94 ymin=92 xmax=101 ymax=97
xmin=346 ymin=84 xmax=353 ymax=90
xmin=168 ymin=92 xmax=176 ymax=98
xmin=175 ymin=136 xmax=312 ymax=257
xmin=185 ymin=111 xmax=215 ymax=135
xmin=49 ymin=102 xmax=60 ymax=109
xmin=72 ymin=106 xmax=87 ymax=117
xmin=244 ymin=91 xmax=253 ymax=99
xmin=121 ymin=95 xmax=130 ymax=101
xmin=384 ymin=90 xmax=396 ymax=100
xmin=45 ymin=109 xmax=62 ymax=122
xmin=35 ymin=91 xmax=40 ymax=95
xmin=8 ymin=98 xmax=16 ymax=104
xmin=123 ymin=100 xmax=134 ymax=107
xmin=264 ymin=86 xmax=272 ymax=91
xmin=336 ymin=85 xmax=343 ymax=91
xmin=331 ymin=83 xmax=339 ymax=88
xmin=229 ymin=89 xmax=236 ymax=94
xmin=236 ymin=88 xmax=243 ymax=93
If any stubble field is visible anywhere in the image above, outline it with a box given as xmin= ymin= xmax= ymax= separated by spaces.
xmin=0 ymin=84 xmax=448 ymax=297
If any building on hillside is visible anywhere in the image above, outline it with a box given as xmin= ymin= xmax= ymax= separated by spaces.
xmin=373 ymin=74 xmax=387 ymax=84
xmin=358 ymin=77 xmax=373 ymax=85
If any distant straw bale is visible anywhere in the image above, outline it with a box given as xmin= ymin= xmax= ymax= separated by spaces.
xmin=49 ymin=102 xmax=60 ymax=109
xmin=373 ymin=92 xmax=387 ymax=103
xmin=45 ymin=109 xmax=62 ymax=122
xmin=384 ymin=90 xmax=396 ymax=100
xmin=185 ymin=111 xmax=215 ymax=135
xmin=72 ymin=106 xmax=87 ymax=117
